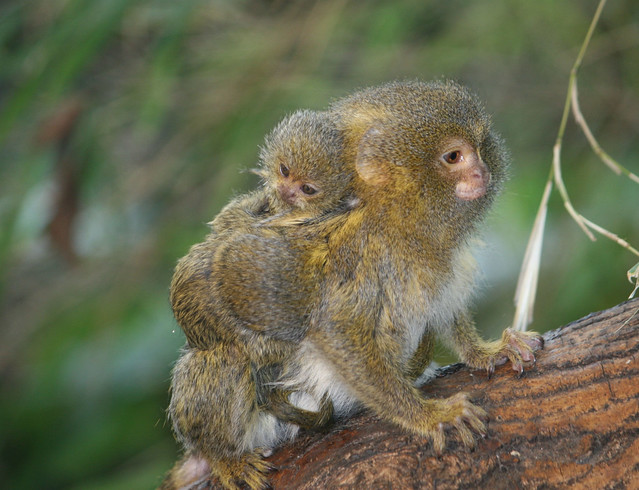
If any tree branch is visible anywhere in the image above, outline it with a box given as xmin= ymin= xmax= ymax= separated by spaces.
xmin=255 ymin=298 xmax=639 ymax=489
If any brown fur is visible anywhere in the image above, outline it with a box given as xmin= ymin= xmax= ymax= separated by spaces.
xmin=163 ymin=111 xmax=351 ymax=489
xmin=161 ymin=80 xmax=543 ymax=489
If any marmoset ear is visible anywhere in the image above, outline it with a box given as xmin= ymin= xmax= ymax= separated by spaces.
xmin=355 ymin=125 xmax=390 ymax=185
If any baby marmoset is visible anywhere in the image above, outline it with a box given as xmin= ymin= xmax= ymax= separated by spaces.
xmin=171 ymin=108 xmax=354 ymax=348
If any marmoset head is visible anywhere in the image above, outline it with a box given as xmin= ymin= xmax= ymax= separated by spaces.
xmin=331 ymin=80 xmax=508 ymax=225
xmin=257 ymin=110 xmax=354 ymax=214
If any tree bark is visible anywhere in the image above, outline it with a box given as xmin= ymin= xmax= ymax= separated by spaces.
xmin=222 ymin=298 xmax=639 ymax=488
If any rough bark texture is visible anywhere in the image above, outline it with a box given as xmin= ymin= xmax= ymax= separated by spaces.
xmin=228 ymin=298 xmax=639 ymax=488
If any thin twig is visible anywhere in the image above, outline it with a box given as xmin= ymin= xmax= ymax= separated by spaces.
xmin=550 ymin=0 xmax=607 ymax=242
xmin=580 ymin=216 xmax=639 ymax=257
xmin=549 ymin=0 xmax=639 ymax=257
xmin=571 ymin=81 xmax=639 ymax=184
xmin=513 ymin=0 xmax=621 ymax=331
xmin=552 ymin=137 xmax=596 ymax=240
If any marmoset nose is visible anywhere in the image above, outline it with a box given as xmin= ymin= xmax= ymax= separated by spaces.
xmin=279 ymin=185 xmax=298 ymax=204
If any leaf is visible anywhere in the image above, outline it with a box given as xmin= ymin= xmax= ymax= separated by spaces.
xmin=513 ymin=180 xmax=552 ymax=331
xmin=628 ymin=262 xmax=639 ymax=299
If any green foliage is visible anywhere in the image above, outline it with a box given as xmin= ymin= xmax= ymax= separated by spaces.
xmin=1 ymin=0 xmax=637 ymax=488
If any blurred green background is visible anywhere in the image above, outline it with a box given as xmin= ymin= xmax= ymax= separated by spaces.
xmin=1 ymin=0 xmax=637 ymax=488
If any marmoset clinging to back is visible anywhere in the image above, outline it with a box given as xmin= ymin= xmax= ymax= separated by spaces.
xmin=172 ymin=109 xmax=354 ymax=349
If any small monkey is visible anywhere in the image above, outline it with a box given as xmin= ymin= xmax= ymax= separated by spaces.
xmin=278 ymin=80 xmax=543 ymax=452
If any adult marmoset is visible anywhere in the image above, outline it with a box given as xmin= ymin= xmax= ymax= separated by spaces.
xmin=275 ymin=80 xmax=543 ymax=451
xmin=218 ymin=80 xmax=543 ymax=455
